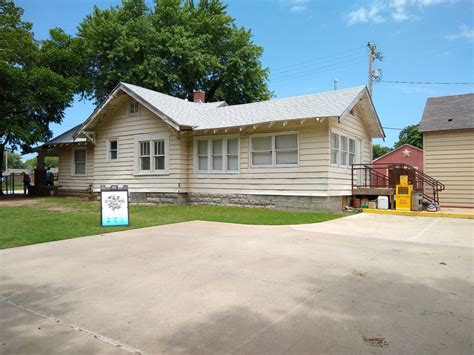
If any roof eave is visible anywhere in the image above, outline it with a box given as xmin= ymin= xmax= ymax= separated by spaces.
xmin=364 ymin=87 xmax=386 ymax=139
xmin=191 ymin=116 xmax=336 ymax=132
xmin=340 ymin=87 xmax=385 ymax=139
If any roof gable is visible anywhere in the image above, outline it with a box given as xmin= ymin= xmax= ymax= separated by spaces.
xmin=372 ymin=144 xmax=423 ymax=162
xmin=419 ymin=93 xmax=474 ymax=132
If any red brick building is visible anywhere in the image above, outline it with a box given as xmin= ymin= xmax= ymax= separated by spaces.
xmin=372 ymin=144 xmax=423 ymax=177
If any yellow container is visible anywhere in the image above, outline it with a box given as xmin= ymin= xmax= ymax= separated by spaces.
xmin=396 ymin=175 xmax=413 ymax=211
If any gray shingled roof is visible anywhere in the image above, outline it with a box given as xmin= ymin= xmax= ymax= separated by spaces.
xmin=50 ymin=82 xmax=382 ymax=144
xmin=122 ymin=83 xmax=367 ymax=130
xmin=46 ymin=124 xmax=86 ymax=144
xmin=122 ymin=83 xmax=227 ymax=127
xmin=419 ymin=93 xmax=474 ymax=132
xmin=193 ymin=86 xmax=366 ymax=130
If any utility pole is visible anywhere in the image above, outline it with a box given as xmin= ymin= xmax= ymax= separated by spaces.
xmin=367 ymin=42 xmax=383 ymax=96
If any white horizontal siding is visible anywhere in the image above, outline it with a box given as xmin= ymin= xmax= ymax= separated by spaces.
xmin=57 ymin=145 xmax=94 ymax=190
xmin=90 ymin=102 xmax=184 ymax=193
xmin=327 ymin=112 xmax=372 ymax=195
xmin=186 ymin=121 xmax=332 ymax=196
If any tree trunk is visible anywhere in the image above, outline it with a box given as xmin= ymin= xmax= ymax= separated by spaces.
xmin=0 ymin=144 xmax=4 ymax=196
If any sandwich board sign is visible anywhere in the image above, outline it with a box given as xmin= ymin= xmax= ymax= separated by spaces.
xmin=100 ymin=185 xmax=130 ymax=227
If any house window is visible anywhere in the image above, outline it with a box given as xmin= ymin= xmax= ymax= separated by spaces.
xmin=197 ymin=140 xmax=209 ymax=171
xmin=196 ymin=137 xmax=239 ymax=172
xmin=251 ymin=133 xmax=298 ymax=167
xmin=349 ymin=138 xmax=356 ymax=165
xmin=109 ymin=140 xmax=118 ymax=160
xmin=135 ymin=134 xmax=169 ymax=174
xmin=275 ymin=134 xmax=298 ymax=165
xmin=331 ymin=132 xmax=357 ymax=168
xmin=139 ymin=141 xmax=151 ymax=171
xmin=331 ymin=133 xmax=339 ymax=165
xmin=226 ymin=138 xmax=239 ymax=171
xmin=340 ymin=136 xmax=348 ymax=166
xmin=252 ymin=136 xmax=272 ymax=166
xmin=73 ymin=149 xmax=86 ymax=175
xmin=128 ymin=100 xmax=139 ymax=116
xmin=212 ymin=139 xmax=223 ymax=170
xmin=154 ymin=140 xmax=165 ymax=170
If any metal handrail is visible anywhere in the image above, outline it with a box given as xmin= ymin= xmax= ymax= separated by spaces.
xmin=352 ymin=163 xmax=445 ymax=205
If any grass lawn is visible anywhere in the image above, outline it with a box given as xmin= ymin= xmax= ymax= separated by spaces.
xmin=0 ymin=197 xmax=349 ymax=249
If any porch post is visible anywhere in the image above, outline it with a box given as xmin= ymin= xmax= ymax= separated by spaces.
xmin=34 ymin=150 xmax=47 ymax=196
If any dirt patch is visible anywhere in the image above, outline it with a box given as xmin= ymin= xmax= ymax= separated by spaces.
xmin=363 ymin=337 xmax=389 ymax=348
xmin=0 ymin=197 xmax=38 ymax=207
xmin=35 ymin=204 xmax=78 ymax=213
xmin=352 ymin=270 xmax=367 ymax=277
xmin=0 ymin=198 xmax=79 ymax=212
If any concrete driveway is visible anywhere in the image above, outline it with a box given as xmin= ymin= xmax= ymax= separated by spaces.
xmin=0 ymin=214 xmax=472 ymax=354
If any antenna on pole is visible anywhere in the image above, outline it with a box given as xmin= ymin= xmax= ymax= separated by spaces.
xmin=333 ymin=78 xmax=338 ymax=91
xmin=367 ymin=42 xmax=383 ymax=96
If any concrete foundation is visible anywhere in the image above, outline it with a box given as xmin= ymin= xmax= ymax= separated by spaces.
xmin=187 ymin=193 xmax=342 ymax=212
xmin=129 ymin=192 xmax=188 ymax=205
xmin=58 ymin=189 xmax=344 ymax=212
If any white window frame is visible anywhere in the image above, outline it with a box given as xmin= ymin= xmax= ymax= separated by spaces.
xmin=331 ymin=130 xmax=359 ymax=169
xmin=128 ymin=99 xmax=140 ymax=117
xmin=71 ymin=147 xmax=87 ymax=176
xmin=331 ymin=132 xmax=340 ymax=166
xmin=249 ymin=132 xmax=299 ymax=168
xmin=107 ymin=138 xmax=119 ymax=161
xmin=194 ymin=135 xmax=240 ymax=174
xmin=134 ymin=133 xmax=169 ymax=175
xmin=348 ymin=137 xmax=356 ymax=166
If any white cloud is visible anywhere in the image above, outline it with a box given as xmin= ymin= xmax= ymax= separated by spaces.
xmin=346 ymin=2 xmax=387 ymax=25
xmin=346 ymin=0 xmax=447 ymax=25
xmin=445 ymin=24 xmax=474 ymax=41
xmin=281 ymin=0 xmax=311 ymax=13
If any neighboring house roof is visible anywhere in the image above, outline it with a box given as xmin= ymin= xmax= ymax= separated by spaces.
xmin=419 ymin=93 xmax=474 ymax=132
xmin=372 ymin=143 xmax=423 ymax=163
xmin=47 ymin=82 xmax=385 ymax=145
xmin=2 ymin=168 xmax=33 ymax=176
xmin=46 ymin=124 xmax=86 ymax=145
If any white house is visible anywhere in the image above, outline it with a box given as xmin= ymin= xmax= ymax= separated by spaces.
xmin=38 ymin=82 xmax=384 ymax=211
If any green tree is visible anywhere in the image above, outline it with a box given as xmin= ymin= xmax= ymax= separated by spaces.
xmin=78 ymin=0 xmax=271 ymax=104
xmin=0 ymin=0 xmax=85 ymax=194
xmin=372 ymin=144 xmax=392 ymax=159
xmin=23 ymin=156 xmax=59 ymax=169
xmin=3 ymin=151 xmax=25 ymax=169
xmin=394 ymin=124 xmax=423 ymax=149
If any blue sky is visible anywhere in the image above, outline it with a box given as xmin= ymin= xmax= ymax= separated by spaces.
xmin=16 ymin=0 xmax=474 ymax=156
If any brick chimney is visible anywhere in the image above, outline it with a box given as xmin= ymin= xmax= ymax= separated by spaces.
xmin=193 ymin=90 xmax=205 ymax=103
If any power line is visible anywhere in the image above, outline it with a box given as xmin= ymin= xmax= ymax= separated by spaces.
xmin=379 ymin=80 xmax=474 ymax=85
xmin=271 ymin=46 xmax=366 ymax=74
xmin=272 ymin=51 xmax=364 ymax=77
xmin=272 ymin=57 xmax=365 ymax=83
xmin=382 ymin=126 xmax=404 ymax=130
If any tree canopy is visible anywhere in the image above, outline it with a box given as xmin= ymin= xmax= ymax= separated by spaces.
xmin=23 ymin=156 xmax=59 ymax=169
xmin=394 ymin=124 xmax=423 ymax=149
xmin=0 ymin=0 xmax=85 ymax=192
xmin=78 ymin=0 xmax=271 ymax=105
xmin=372 ymin=144 xmax=391 ymax=159
xmin=3 ymin=151 xmax=24 ymax=169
